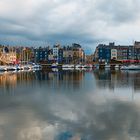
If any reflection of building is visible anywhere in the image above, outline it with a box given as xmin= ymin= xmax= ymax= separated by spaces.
xmin=93 ymin=70 xmax=140 ymax=92
xmin=0 ymin=73 xmax=17 ymax=89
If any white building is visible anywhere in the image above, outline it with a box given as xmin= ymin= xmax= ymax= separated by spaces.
xmin=111 ymin=49 xmax=117 ymax=60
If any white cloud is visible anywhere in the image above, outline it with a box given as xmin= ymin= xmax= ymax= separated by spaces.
xmin=0 ymin=0 xmax=140 ymax=50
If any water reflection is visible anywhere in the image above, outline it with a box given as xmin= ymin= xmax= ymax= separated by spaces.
xmin=94 ymin=70 xmax=140 ymax=92
xmin=0 ymin=70 xmax=139 ymax=93
xmin=0 ymin=70 xmax=139 ymax=139
xmin=0 ymin=70 xmax=85 ymax=94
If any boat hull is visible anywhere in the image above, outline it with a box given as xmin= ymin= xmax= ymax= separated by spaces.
xmin=121 ymin=65 xmax=140 ymax=70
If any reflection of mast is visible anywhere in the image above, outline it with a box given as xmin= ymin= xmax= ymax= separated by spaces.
xmin=131 ymin=71 xmax=135 ymax=101
xmin=132 ymin=81 xmax=134 ymax=101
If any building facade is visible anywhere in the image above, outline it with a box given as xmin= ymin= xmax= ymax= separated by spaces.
xmin=63 ymin=46 xmax=73 ymax=64
xmin=0 ymin=46 xmax=17 ymax=64
xmin=52 ymin=44 xmax=63 ymax=63
xmin=97 ymin=44 xmax=111 ymax=63
xmin=134 ymin=41 xmax=140 ymax=60
xmin=72 ymin=43 xmax=85 ymax=64
xmin=0 ymin=43 xmax=85 ymax=65
xmin=34 ymin=47 xmax=49 ymax=63
xmin=95 ymin=42 xmax=135 ymax=63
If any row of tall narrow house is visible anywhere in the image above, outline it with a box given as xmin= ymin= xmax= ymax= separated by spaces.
xmin=0 ymin=43 xmax=85 ymax=65
xmin=0 ymin=41 xmax=139 ymax=65
xmin=94 ymin=41 xmax=140 ymax=63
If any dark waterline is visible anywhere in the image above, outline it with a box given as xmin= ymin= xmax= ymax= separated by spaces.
xmin=0 ymin=69 xmax=140 ymax=140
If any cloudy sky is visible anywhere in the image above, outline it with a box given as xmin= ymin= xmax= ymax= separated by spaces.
xmin=0 ymin=0 xmax=140 ymax=53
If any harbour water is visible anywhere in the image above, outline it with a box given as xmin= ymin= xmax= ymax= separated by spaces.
xmin=0 ymin=69 xmax=140 ymax=140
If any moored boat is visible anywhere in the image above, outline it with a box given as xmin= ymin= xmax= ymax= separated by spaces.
xmin=105 ymin=64 xmax=110 ymax=68
xmin=31 ymin=63 xmax=42 ymax=69
xmin=0 ymin=66 xmax=7 ymax=71
xmin=68 ymin=64 xmax=75 ymax=68
xmin=62 ymin=64 xmax=69 ymax=68
xmin=115 ymin=64 xmax=120 ymax=70
xmin=21 ymin=65 xmax=31 ymax=70
xmin=6 ymin=66 xmax=16 ymax=71
xmin=120 ymin=65 xmax=140 ymax=70
xmin=62 ymin=64 xmax=74 ymax=70
xmin=51 ymin=63 xmax=58 ymax=68
xmin=75 ymin=64 xmax=82 ymax=68
xmin=62 ymin=64 xmax=74 ymax=68
xmin=82 ymin=64 xmax=93 ymax=68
